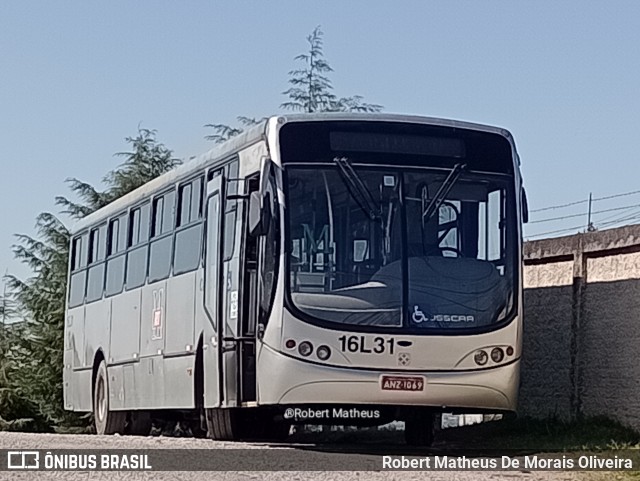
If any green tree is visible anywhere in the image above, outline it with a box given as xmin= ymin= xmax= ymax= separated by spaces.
xmin=281 ymin=26 xmax=382 ymax=113
xmin=206 ymin=26 xmax=382 ymax=143
xmin=2 ymin=128 xmax=179 ymax=431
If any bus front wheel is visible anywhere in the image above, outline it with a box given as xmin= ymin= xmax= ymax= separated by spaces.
xmin=93 ymin=361 xmax=126 ymax=435
xmin=205 ymin=408 xmax=244 ymax=440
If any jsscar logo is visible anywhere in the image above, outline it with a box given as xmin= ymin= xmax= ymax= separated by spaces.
xmin=7 ymin=451 xmax=40 ymax=469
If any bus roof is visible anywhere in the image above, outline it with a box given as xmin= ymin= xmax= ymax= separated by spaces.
xmin=70 ymin=113 xmax=513 ymax=234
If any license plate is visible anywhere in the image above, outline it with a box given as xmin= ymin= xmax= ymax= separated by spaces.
xmin=380 ymin=375 xmax=425 ymax=391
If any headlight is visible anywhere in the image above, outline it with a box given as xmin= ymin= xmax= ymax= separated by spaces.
xmin=474 ymin=350 xmax=488 ymax=366
xmin=316 ymin=345 xmax=331 ymax=361
xmin=298 ymin=341 xmax=313 ymax=357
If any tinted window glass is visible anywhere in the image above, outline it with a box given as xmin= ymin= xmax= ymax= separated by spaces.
xmin=174 ymin=224 xmax=202 ymax=274
xmin=108 ymin=219 xmax=119 ymax=256
xmin=86 ymin=264 xmax=105 ymax=302
xmin=129 ymin=204 xmax=150 ymax=246
xmin=205 ymin=193 xmax=221 ymax=327
xmin=129 ymin=209 xmax=141 ymax=246
xmin=152 ymin=197 xmax=164 ymax=238
xmin=71 ymin=237 xmax=83 ymax=271
xmin=126 ymin=245 xmax=148 ymax=289
xmin=89 ymin=228 xmax=100 ymax=264
xmin=88 ymin=225 xmax=107 ymax=264
xmin=178 ymin=178 xmax=203 ymax=227
xmin=79 ymin=233 xmax=89 ymax=268
xmin=105 ymin=256 xmax=125 ymax=296
xmin=178 ymin=183 xmax=192 ymax=227
xmin=149 ymin=236 xmax=172 ymax=282
xmin=191 ymin=177 xmax=203 ymax=221
xmin=68 ymin=271 xmax=86 ymax=307
xmin=117 ymin=214 xmax=127 ymax=252
xmin=163 ymin=190 xmax=175 ymax=233
xmin=139 ymin=203 xmax=150 ymax=243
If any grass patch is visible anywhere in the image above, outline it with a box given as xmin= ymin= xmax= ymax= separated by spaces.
xmin=439 ymin=415 xmax=640 ymax=451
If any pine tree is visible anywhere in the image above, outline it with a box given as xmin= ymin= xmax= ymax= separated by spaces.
xmin=2 ymin=128 xmax=179 ymax=431
xmin=206 ymin=26 xmax=382 ymax=143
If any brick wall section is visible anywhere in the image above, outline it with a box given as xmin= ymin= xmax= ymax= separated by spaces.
xmin=522 ymin=225 xmax=640 ymax=431
xmin=520 ymin=285 xmax=573 ymax=419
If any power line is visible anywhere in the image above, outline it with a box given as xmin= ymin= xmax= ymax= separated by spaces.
xmin=526 ymin=223 xmax=586 ymax=239
xmin=530 ymin=203 xmax=640 ymax=224
xmin=530 ymin=189 xmax=640 ymax=213
xmin=530 ymin=199 xmax=588 ymax=213
xmin=526 ymin=208 xmax=640 ymax=239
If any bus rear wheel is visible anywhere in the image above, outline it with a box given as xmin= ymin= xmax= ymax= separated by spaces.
xmin=93 ymin=361 xmax=126 ymax=435
xmin=404 ymin=411 xmax=435 ymax=447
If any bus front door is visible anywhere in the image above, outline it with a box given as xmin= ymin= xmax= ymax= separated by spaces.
xmin=203 ymin=174 xmax=223 ymax=408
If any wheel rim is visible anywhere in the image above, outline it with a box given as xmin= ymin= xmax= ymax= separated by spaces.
xmin=96 ymin=377 xmax=106 ymax=422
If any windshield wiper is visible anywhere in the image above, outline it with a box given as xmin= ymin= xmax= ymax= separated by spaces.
xmin=334 ymin=157 xmax=381 ymax=221
xmin=422 ymin=163 xmax=467 ymax=222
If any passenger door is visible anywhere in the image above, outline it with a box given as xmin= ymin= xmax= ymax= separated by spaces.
xmin=203 ymin=174 xmax=223 ymax=407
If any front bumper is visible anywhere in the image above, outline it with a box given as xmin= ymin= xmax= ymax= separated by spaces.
xmin=257 ymin=345 xmax=520 ymax=412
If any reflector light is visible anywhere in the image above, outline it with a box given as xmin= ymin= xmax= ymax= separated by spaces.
xmin=285 ymin=339 xmax=296 ymax=349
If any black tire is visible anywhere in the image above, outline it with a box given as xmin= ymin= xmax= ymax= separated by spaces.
xmin=93 ymin=361 xmax=126 ymax=435
xmin=205 ymin=408 xmax=244 ymax=440
xmin=404 ymin=412 xmax=435 ymax=447
xmin=126 ymin=411 xmax=152 ymax=436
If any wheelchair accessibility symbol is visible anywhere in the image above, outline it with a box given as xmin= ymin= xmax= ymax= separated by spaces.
xmin=412 ymin=306 xmax=427 ymax=323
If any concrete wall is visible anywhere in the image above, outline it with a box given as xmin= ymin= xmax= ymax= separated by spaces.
xmin=521 ymin=225 xmax=640 ymax=431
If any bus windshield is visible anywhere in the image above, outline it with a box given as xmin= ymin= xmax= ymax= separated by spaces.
xmin=285 ymin=165 xmax=516 ymax=331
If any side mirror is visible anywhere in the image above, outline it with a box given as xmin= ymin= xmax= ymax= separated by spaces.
xmin=249 ymin=158 xmax=276 ymax=237
xmin=249 ymin=191 xmax=270 ymax=236
xmin=521 ymin=187 xmax=529 ymax=224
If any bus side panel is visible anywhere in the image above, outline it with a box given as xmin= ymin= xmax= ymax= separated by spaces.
xmin=164 ymin=272 xmax=197 ymax=355
xmin=73 ymin=369 xmax=93 ymax=412
xmin=84 ymin=298 xmax=111 ymax=369
xmin=133 ymin=356 xmax=165 ymax=409
xmin=67 ymin=306 xmax=85 ymax=369
xmin=109 ymin=290 xmax=142 ymax=363
xmin=139 ymin=281 xmax=167 ymax=358
xmin=108 ymin=364 xmax=125 ymax=410
xmin=163 ymin=355 xmax=196 ymax=408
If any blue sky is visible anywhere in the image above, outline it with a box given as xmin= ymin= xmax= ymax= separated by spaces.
xmin=2 ymin=1 xmax=640 ymax=281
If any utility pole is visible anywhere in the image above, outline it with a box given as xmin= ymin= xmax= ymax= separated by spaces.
xmin=587 ymin=192 xmax=596 ymax=232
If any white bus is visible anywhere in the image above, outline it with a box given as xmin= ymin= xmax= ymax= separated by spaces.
xmin=63 ymin=113 xmax=527 ymax=445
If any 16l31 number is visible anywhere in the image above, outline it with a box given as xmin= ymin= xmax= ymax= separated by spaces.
xmin=338 ymin=335 xmax=395 ymax=354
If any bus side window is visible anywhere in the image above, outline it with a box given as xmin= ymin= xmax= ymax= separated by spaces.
xmin=177 ymin=177 xmax=204 ymax=227
xmin=86 ymin=225 xmax=107 ymax=303
xmin=71 ymin=236 xmax=83 ymax=271
xmin=68 ymin=233 xmax=88 ymax=308
xmin=174 ymin=176 xmax=204 ymax=274
xmin=149 ymin=191 xmax=175 ymax=282
xmin=105 ymin=215 xmax=127 ymax=297
xmin=126 ymin=203 xmax=150 ymax=289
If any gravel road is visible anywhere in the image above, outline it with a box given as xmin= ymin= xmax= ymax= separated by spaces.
xmin=0 ymin=432 xmax=621 ymax=481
